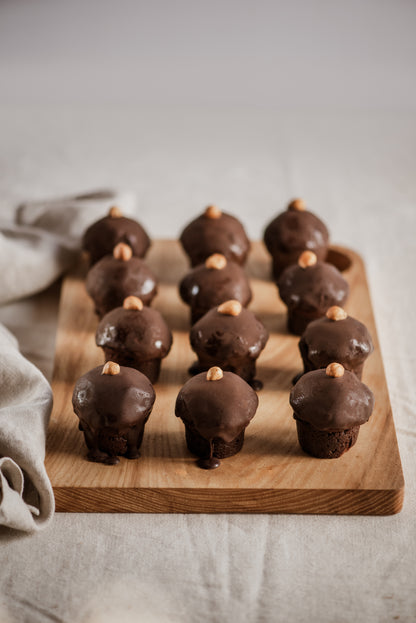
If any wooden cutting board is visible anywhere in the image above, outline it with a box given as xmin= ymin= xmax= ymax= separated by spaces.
xmin=46 ymin=240 xmax=404 ymax=514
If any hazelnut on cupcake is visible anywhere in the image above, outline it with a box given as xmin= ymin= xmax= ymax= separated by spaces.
xmin=179 ymin=253 xmax=252 ymax=324
xmin=82 ymin=205 xmax=151 ymax=266
xmin=180 ymin=205 xmax=250 ymax=267
xmin=277 ymin=250 xmax=349 ymax=335
xmin=190 ymin=299 xmax=269 ymax=390
xmin=86 ymin=242 xmax=158 ymax=318
xmin=72 ymin=361 xmax=156 ymax=465
xmin=290 ymin=363 xmax=374 ymax=459
xmin=95 ymin=296 xmax=173 ymax=384
xmin=263 ymin=198 xmax=329 ymax=279
xmin=175 ymin=366 xmax=259 ymax=469
xmin=299 ymin=306 xmax=373 ymax=380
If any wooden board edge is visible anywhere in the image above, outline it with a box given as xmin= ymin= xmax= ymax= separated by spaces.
xmin=53 ymin=486 xmax=404 ymax=516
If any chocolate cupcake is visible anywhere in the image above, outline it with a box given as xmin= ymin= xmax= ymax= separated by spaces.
xmin=180 ymin=205 xmax=250 ymax=267
xmin=72 ymin=361 xmax=156 ymax=465
xmin=190 ymin=300 xmax=269 ymax=389
xmin=179 ymin=253 xmax=252 ymax=324
xmin=82 ymin=205 xmax=151 ymax=266
xmin=264 ymin=198 xmax=330 ymax=279
xmin=277 ymin=251 xmax=349 ymax=335
xmin=299 ymin=306 xmax=373 ymax=380
xmin=290 ymin=363 xmax=374 ymax=459
xmin=95 ymin=296 xmax=173 ymax=383
xmin=86 ymin=242 xmax=158 ymax=318
xmin=175 ymin=366 xmax=259 ymax=469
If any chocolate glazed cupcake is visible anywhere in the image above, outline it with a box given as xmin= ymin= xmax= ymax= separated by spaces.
xmin=86 ymin=242 xmax=158 ymax=318
xmin=175 ymin=367 xmax=259 ymax=469
xmin=179 ymin=253 xmax=252 ymax=324
xmin=72 ymin=361 xmax=156 ymax=465
xmin=299 ymin=306 xmax=373 ymax=380
xmin=180 ymin=205 xmax=250 ymax=267
xmin=189 ymin=300 xmax=269 ymax=390
xmin=290 ymin=363 xmax=374 ymax=459
xmin=82 ymin=205 xmax=151 ymax=266
xmin=277 ymin=250 xmax=349 ymax=335
xmin=95 ymin=296 xmax=173 ymax=383
xmin=264 ymin=198 xmax=329 ymax=279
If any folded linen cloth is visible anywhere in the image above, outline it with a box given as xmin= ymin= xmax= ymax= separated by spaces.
xmin=0 ymin=189 xmax=137 ymax=531
xmin=0 ymin=324 xmax=54 ymax=531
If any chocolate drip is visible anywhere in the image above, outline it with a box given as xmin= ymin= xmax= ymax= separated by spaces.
xmin=79 ymin=417 xmax=148 ymax=465
xmin=197 ymin=441 xmax=221 ymax=470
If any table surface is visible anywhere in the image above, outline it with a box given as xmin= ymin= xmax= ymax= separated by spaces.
xmin=0 ymin=1 xmax=415 ymax=622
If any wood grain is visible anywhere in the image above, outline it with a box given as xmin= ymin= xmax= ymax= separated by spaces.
xmin=46 ymin=240 xmax=404 ymax=515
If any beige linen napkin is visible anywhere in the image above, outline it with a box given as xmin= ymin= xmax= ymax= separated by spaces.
xmin=0 ymin=324 xmax=54 ymax=531
xmin=0 ymin=189 xmax=137 ymax=531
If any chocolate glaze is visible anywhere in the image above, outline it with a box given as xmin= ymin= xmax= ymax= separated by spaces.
xmin=72 ymin=365 xmax=156 ymax=464
xmin=82 ymin=214 xmax=151 ymax=266
xmin=299 ymin=315 xmax=373 ymax=378
xmin=290 ymin=368 xmax=374 ymax=432
xmin=96 ymin=306 xmax=172 ymax=361
xmin=197 ymin=456 xmax=221 ymax=470
xmin=264 ymin=207 xmax=329 ymax=278
xmin=180 ymin=211 xmax=250 ymax=267
xmin=179 ymin=261 xmax=252 ymax=324
xmin=277 ymin=261 xmax=349 ymax=334
xmin=190 ymin=306 xmax=268 ymax=386
xmin=175 ymin=371 xmax=258 ymax=466
xmin=86 ymin=255 xmax=158 ymax=318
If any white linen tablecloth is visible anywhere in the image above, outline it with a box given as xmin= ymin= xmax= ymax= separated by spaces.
xmin=0 ymin=105 xmax=414 ymax=622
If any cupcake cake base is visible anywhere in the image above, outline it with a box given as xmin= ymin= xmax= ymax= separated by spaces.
xmin=295 ymin=420 xmax=360 ymax=459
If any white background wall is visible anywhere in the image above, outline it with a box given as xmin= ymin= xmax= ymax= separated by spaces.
xmin=1 ymin=0 xmax=415 ymax=110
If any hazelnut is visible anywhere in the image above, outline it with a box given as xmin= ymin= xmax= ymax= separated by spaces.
xmin=298 ymin=250 xmax=317 ymax=268
xmin=113 ymin=242 xmax=133 ymax=261
xmin=102 ymin=361 xmax=121 ymax=376
xmin=123 ymin=296 xmax=144 ymax=311
xmin=206 ymin=366 xmax=224 ymax=381
xmin=204 ymin=205 xmax=222 ymax=219
xmin=217 ymin=300 xmax=242 ymax=316
xmin=205 ymin=253 xmax=227 ymax=270
xmin=108 ymin=206 xmax=123 ymax=218
xmin=326 ymin=306 xmax=347 ymax=321
xmin=326 ymin=363 xmax=345 ymax=378
xmin=288 ymin=198 xmax=307 ymax=212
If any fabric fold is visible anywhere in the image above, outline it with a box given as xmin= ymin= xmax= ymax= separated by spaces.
xmin=0 ymin=324 xmax=54 ymax=531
